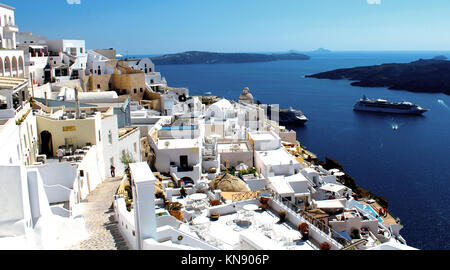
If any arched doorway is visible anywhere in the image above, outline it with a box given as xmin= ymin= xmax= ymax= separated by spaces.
xmin=18 ymin=56 xmax=24 ymax=78
xmin=178 ymin=177 xmax=195 ymax=187
xmin=4 ymin=57 xmax=10 ymax=76
xmin=0 ymin=57 xmax=3 ymax=77
xmin=12 ymin=56 xmax=18 ymax=77
xmin=40 ymin=131 xmax=54 ymax=157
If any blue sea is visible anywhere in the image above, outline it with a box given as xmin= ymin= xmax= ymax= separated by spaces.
xmin=149 ymin=51 xmax=450 ymax=250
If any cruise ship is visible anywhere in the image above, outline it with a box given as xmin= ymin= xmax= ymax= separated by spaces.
xmin=266 ymin=106 xmax=309 ymax=125
xmin=354 ymin=95 xmax=429 ymax=115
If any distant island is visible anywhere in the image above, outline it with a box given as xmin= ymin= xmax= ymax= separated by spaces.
xmin=306 ymin=58 xmax=450 ymax=95
xmin=289 ymin=48 xmax=332 ymax=55
xmin=151 ymin=51 xmax=310 ymax=65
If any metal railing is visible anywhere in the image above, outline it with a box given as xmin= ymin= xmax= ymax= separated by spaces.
xmin=266 ymin=188 xmax=353 ymax=249
xmin=231 ymin=191 xmax=262 ymax=202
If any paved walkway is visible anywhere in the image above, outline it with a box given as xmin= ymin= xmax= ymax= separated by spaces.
xmin=67 ymin=177 xmax=129 ymax=250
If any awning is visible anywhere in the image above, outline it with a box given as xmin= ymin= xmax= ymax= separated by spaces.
xmin=320 ymin=183 xmax=347 ymax=193
xmin=29 ymin=45 xmax=46 ymax=49
xmin=313 ymin=199 xmax=346 ymax=209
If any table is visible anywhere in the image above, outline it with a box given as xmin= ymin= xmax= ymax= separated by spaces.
xmin=189 ymin=193 xmax=208 ymax=210
xmin=190 ymin=193 xmax=208 ymax=201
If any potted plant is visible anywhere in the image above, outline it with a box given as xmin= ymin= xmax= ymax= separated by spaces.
xmin=210 ymin=212 xmax=220 ymax=221
xmin=210 ymin=200 xmax=222 ymax=207
xmin=259 ymin=197 xmax=270 ymax=210
xmin=166 ymin=202 xmax=184 ymax=221
xmin=320 ymin=242 xmax=331 ymax=250
xmin=278 ymin=211 xmax=287 ymax=223
xmin=298 ymin=222 xmax=310 ymax=240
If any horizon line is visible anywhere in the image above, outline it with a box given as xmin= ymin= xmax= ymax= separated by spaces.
xmin=117 ymin=49 xmax=450 ymax=56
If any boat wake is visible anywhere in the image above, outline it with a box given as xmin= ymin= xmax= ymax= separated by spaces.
xmin=438 ymin=99 xmax=449 ymax=110
xmin=390 ymin=118 xmax=402 ymax=131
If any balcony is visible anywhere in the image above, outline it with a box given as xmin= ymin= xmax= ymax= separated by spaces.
xmin=4 ymin=25 xmax=18 ymax=33
xmin=170 ymin=164 xmax=201 ymax=184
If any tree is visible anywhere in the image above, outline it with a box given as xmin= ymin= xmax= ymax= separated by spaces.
xmin=120 ymin=150 xmax=136 ymax=179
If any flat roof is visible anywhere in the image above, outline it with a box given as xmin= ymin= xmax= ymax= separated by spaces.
xmin=320 ymin=183 xmax=347 ymax=193
xmin=217 ymin=142 xmax=249 ymax=153
xmin=257 ymin=147 xmax=297 ymax=166
xmin=268 ymin=176 xmax=295 ymax=195
xmin=286 ymin=173 xmax=310 ymax=183
xmin=250 ymin=133 xmax=277 ymax=141
xmin=0 ymin=3 xmax=15 ymax=10
xmin=313 ymin=199 xmax=346 ymax=209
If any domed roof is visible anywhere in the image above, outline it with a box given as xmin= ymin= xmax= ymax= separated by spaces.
xmin=238 ymin=87 xmax=254 ymax=104
xmin=209 ymin=173 xmax=251 ymax=192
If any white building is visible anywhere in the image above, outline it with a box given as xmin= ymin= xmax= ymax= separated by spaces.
xmin=86 ymin=49 xmax=116 ymax=76
xmin=125 ymin=57 xmax=166 ymax=89
xmin=0 ymin=4 xmax=25 ymax=78
xmin=0 ymin=164 xmax=88 ymax=249
xmin=16 ymin=33 xmax=49 ymax=85
xmin=45 ymin=39 xmax=87 ymax=83
xmin=0 ymin=3 xmax=17 ymax=50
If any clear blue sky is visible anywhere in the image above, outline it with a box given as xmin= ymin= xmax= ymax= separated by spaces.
xmin=6 ymin=0 xmax=450 ymax=54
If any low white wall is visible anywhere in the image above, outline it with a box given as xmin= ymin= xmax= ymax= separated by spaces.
xmin=30 ymin=163 xmax=76 ymax=189
xmin=50 ymin=205 xmax=70 ymax=218
xmin=77 ymin=146 xmax=104 ymax=199
xmin=154 ymin=225 xmax=219 ymax=250
xmin=44 ymin=184 xmax=72 ymax=204
xmin=114 ymin=196 xmax=138 ymax=250
xmin=206 ymin=198 xmax=259 ymax=217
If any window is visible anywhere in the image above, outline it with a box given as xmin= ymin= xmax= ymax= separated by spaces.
xmin=134 ymin=89 xmax=137 ymax=94
xmin=110 ymin=157 xmax=114 ymax=167
xmin=98 ymin=130 xmax=101 ymax=141
xmin=108 ymin=130 xmax=113 ymax=144
xmin=140 ymin=88 xmax=143 ymax=92
xmin=134 ymin=142 xmax=137 ymax=153
xmin=97 ymin=84 xmax=101 ymax=89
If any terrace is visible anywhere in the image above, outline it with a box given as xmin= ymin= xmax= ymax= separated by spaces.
xmin=164 ymin=193 xmax=317 ymax=250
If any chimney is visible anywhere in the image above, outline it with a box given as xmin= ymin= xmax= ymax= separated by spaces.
xmin=75 ymin=86 xmax=81 ymax=119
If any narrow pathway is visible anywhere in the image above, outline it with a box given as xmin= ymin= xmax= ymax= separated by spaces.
xmin=67 ymin=177 xmax=129 ymax=250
